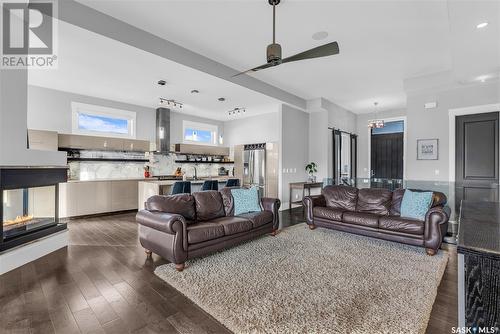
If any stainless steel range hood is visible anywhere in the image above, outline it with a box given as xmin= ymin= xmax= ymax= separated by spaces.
xmin=156 ymin=107 xmax=170 ymax=153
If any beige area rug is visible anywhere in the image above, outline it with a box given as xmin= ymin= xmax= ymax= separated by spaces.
xmin=155 ymin=224 xmax=449 ymax=334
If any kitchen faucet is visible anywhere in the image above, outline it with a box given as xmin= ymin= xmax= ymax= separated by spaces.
xmin=190 ymin=165 xmax=198 ymax=180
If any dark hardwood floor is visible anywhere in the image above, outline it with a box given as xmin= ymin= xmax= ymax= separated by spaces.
xmin=0 ymin=209 xmax=457 ymax=334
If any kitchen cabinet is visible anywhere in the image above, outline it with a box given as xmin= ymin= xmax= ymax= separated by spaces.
xmin=111 ymin=180 xmax=138 ymax=211
xmin=122 ymin=139 xmax=150 ymax=152
xmin=59 ymin=180 xmax=139 ymax=218
xmin=28 ymin=130 xmax=58 ymax=151
xmin=58 ymin=134 xmax=150 ymax=152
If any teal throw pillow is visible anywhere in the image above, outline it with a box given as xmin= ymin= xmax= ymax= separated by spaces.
xmin=231 ymin=187 xmax=261 ymax=215
xmin=400 ymin=189 xmax=433 ymax=221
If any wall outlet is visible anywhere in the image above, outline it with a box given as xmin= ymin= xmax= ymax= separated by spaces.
xmin=435 ymin=169 xmax=440 ymax=175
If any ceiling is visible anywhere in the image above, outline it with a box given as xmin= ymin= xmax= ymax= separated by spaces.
xmin=28 ymin=21 xmax=281 ymax=121
xmin=74 ymin=0 xmax=499 ymax=114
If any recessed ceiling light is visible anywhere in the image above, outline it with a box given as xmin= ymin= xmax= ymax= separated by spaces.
xmin=476 ymin=22 xmax=488 ymax=29
xmin=218 ymin=97 xmax=226 ymax=102
xmin=157 ymin=80 xmax=166 ymax=86
xmin=191 ymin=89 xmax=199 ymax=94
xmin=312 ymin=31 xmax=329 ymax=41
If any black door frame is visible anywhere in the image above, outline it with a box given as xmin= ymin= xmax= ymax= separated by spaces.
xmin=331 ymin=128 xmax=357 ymax=186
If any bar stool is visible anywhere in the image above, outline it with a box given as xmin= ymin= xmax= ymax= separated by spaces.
xmin=225 ymin=179 xmax=240 ymax=187
xmin=201 ymin=180 xmax=219 ymax=191
xmin=171 ymin=181 xmax=191 ymax=195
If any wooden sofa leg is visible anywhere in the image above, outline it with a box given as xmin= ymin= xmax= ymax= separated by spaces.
xmin=175 ymin=263 xmax=185 ymax=272
xmin=271 ymin=229 xmax=278 ymax=236
xmin=309 ymin=224 xmax=316 ymax=230
xmin=145 ymin=249 xmax=152 ymax=257
xmin=426 ymin=248 xmax=437 ymax=256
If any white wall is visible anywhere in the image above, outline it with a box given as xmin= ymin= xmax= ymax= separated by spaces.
xmin=307 ymin=98 xmax=357 ymax=181
xmin=170 ymin=111 xmax=224 ymax=146
xmin=27 ymin=85 xmax=224 ymax=145
xmin=406 ymin=82 xmax=500 ymax=181
xmin=281 ymin=104 xmax=310 ymax=208
xmin=356 ymin=108 xmax=407 ymax=178
xmin=28 ymin=85 xmax=155 ymax=141
xmin=223 ymin=109 xmax=280 ymax=147
xmin=1 ymin=73 xmax=65 ymax=166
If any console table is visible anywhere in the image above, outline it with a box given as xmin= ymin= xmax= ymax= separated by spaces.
xmin=457 ymin=201 xmax=500 ymax=329
xmin=289 ymin=182 xmax=323 ymax=211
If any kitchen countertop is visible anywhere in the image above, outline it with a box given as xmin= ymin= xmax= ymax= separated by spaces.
xmin=139 ymin=177 xmax=232 ymax=186
xmin=67 ymin=177 xmax=233 ymax=184
xmin=67 ymin=177 xmax=151 ymax=183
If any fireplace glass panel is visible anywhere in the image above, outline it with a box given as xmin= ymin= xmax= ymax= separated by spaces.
xmin=2 ymin=185 xmax=56 ymax=240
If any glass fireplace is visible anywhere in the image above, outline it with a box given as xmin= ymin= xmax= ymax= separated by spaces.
xmin=0 ymin=167 xmax=67 ymax=251
xmin=2 ymin=185 xmax=57 ymax=240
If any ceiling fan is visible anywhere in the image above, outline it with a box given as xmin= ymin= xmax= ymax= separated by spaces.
xmin=233 ymin=0 xmax=340 ymax=77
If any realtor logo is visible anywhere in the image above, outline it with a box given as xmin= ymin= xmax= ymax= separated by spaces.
xmin=1 ymin=0 xmax=58 ymax=68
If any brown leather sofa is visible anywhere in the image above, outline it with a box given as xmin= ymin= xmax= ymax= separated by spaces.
xmin=136 ymin=189 xmax=280 ymax=271
xmin=303 ymin=186 xmax=450 ymax=255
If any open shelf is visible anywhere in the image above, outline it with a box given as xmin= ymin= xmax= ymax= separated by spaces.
xmin=67 ymin=158 xmax=149 ymax=162
xmin=174 ymin=160 xmax=234 ymax=164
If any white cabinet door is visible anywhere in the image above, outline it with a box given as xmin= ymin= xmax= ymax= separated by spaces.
xmin=111 ymin=181 xmax=138 ymax=211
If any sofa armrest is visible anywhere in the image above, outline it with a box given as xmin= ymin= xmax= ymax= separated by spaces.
xmin=424 ymin=205 xmax=450 ymax=252
xmin=303 ymin=195 xmax=326 ymax=226
xmin=136 ymin=210 xmax=186 ymax=235
xmin=261 ymin=197 xmax=281 ymax=230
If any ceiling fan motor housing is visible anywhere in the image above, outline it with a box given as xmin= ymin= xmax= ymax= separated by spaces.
xmin=267 ymin=43 xmax=282 ymax=64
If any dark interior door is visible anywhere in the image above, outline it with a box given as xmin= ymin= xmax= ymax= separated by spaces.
xmin=371 ymin=133 xmax=404 ymax=180
xmin=456 ymin=112 xmax=499 ymax=206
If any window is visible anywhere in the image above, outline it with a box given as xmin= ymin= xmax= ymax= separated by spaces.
xmin=182 ymin=120 xmax=218 ymax=145
xmin=71 ymin=102 xmax=136 ymax=138
xmin=371 ymin=120 xmax=404 ymax=135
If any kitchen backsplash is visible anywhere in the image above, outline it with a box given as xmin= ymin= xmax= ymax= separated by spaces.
xmin=68 ymin=152 xmax=233 ymax=180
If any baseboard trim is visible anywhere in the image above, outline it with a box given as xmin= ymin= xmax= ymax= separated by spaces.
xmin=0 ymin=230 xmax=68 ymax=275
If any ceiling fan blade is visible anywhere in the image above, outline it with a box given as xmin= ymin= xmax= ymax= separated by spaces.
xmin=232 ymin=62 xmax=275 ymax=77
xmin=282 ymin=41 xmax=339 ymax=64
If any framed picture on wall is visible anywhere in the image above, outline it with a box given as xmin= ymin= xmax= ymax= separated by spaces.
xmin=417 ymin=139 xmax=439 ymax=160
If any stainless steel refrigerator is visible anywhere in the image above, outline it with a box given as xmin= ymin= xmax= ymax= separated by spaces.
xmin=243 ymin=143 xmax=266 ymax=196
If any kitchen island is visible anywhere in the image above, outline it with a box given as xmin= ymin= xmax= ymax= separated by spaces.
xmin=138 ymin=177 xmax=234 ymax=210
xmin=457 ymin=201 xmax=500 ymax=330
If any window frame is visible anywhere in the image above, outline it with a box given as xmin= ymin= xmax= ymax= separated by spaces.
xmin=182 ymin=120 xmax=218 ymax=146
xmin=71 ymin=102 xmax=137 ymax=139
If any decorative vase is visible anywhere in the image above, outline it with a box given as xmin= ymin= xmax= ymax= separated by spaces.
xmin=308 ymin=175 xmax=316 ymax=183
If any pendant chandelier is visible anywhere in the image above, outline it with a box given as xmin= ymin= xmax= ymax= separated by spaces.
xmin=368 ymin=102 xmax=384 ymax=129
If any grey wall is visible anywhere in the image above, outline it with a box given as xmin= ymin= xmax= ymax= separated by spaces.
xmin=28 ymin=85 xmax=224 ymax=146
xmin=223 ymin=110 xmax=280 ymax=147
xmin=406 ymin=82 xmax=500 ymax=181
xmin=281 ymin=104 xmax=310 ymax=208
xmin=356 ymin=108 xmax=407 ymax=178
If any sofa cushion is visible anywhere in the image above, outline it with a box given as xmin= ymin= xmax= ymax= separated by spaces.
xmin=356 ymin=188 xmax=392 ymax=215
xmin=231 ymin=187 xmax=261 ymax=215
xmin=322 ymin=185 xmax=358 ymax=211
xmin=193 ymin=191 xmax=225 ymax=222
xmin=400 ymin=190 xmax=433 ymax=221
xmin=390 ymin=189 xmax=405 ymax=216
xmin=313 ymin=206 xmax=344 ymax=221
xmin=237 ymin=211 xmax=273 ymax=228
xmin=342 ymin=212 xmax=379 ymax=228
xmin=145 ymin=194 xmax=196 ymax=222
xmin=187 ymin=222 xmax=225 ymax=244
xmin=219 ymin=187 xmax=239 ymax=216
xmin=379 ymin=216 xmax=424 ymax=235
xmin=212 ymin=216 xmax=253 ymax=236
